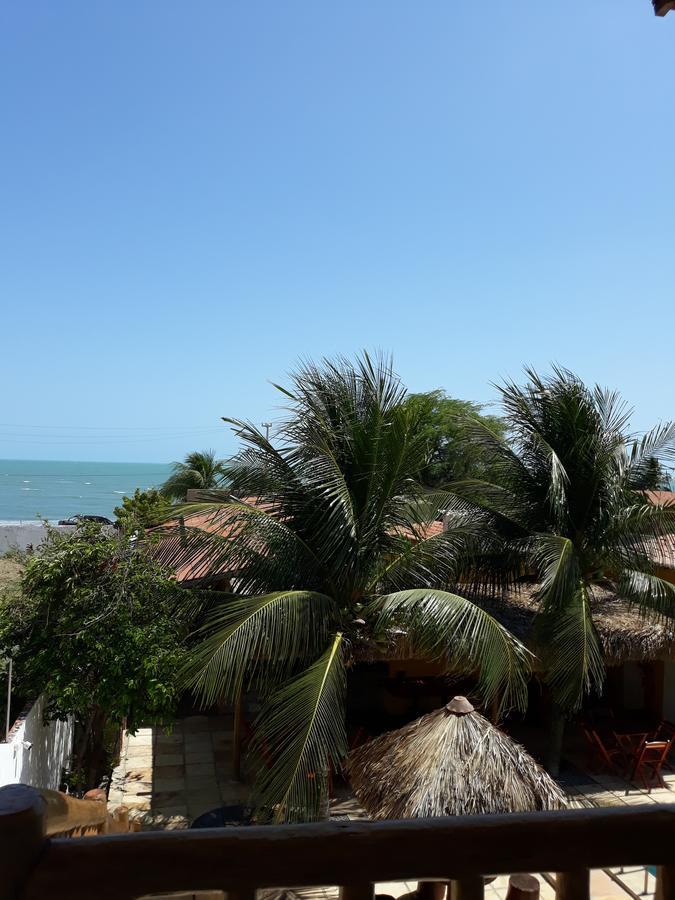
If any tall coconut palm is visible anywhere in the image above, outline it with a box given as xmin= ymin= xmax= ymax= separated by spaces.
xmin=164 ymin=355 xmax=530 ymax=821
xmin=449 ymin=367 xmax=675 ymax=772
xmin=161 ymin=449 xmax=229 ymax=501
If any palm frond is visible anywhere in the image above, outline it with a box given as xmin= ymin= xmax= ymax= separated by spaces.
xmin=535 ymin=584 xmax=604 ymax=712
xmin=252 ymin=633 xmax=347 ymax=823
xmin=627 ymin=421 xmax=675 ymax=479
xmin=371 ymin=510 xmax=494 ymax=593
xmin=618 ymin=570 xmax=675 ymax=622
xmin=161 ymin=449 xmax=229 ymax=500
xmin=530 ymin=534 xmax=580 ymax=611
xmin=154 ymin=500 xmax=328 ymax=591
xmin=375 ymin=589 xmax=531 ymax=714
xmin=446 ymin=478 xmax=532 ymax=533
xmin=183 ymin=590 xmax=337 ymax=706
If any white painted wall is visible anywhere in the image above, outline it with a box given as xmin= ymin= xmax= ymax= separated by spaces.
xmin=0 ymin=695 xmax=74 ymax=789
xmin=0 ymin=523 xmax=74 ymax=553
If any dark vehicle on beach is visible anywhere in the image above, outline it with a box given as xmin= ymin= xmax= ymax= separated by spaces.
xmin=58 ymin=515 xmax=115 ymax=526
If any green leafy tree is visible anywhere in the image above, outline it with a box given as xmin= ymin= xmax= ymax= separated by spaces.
xmin=449 ymin=367 xmax=675 ymax=772
xmin=163 ymin=354 xmax=530 ymax=821
xmin=0 ymin=523 xmax=197 ymax=786
xmin=631 ymin=456 xmax=669 ymax=491
xmin=161 ymin=449 xmax=229 ymax=501
xmin=405 ymin=391 xmax=507 ymax=487
xmin=114 ymin=487 xmax=173 ymax=535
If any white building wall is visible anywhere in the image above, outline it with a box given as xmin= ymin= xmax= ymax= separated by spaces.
xmin=0 ymin=523 xmax=75 ymax=554
xmin=0 ymin=695 xmax=74 ymax=789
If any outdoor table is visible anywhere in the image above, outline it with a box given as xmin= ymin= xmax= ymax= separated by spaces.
xmin=613 ymin=729 xmax=651 ymax=752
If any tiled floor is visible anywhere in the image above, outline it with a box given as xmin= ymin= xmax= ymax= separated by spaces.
xmin=559 ymin=762 xmax=675 ymax=899
xmin=108 ymin=714 xmax=248 ymax=830
xmin=109 ymin=715 xmax=674 ymax=897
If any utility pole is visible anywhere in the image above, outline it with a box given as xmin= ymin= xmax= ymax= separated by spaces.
xmin=261 ymin=422 xmax=272 ymax=442
xmin=5 ymin=657 xmax=12 ymax=742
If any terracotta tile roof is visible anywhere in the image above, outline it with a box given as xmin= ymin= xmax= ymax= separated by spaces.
xmin=642 ymin=534 xmax=675 ymax=569
xmin=645 ymin=490 xmax=675 ymax=507
xmin=392 ymin=520 xmax=444 ymax=541
xmin=154 ymin=497 xmax=445 ymax=583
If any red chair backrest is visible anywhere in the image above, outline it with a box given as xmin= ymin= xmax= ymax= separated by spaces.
xmin=636 ymin=739 xmax=672 ymax=767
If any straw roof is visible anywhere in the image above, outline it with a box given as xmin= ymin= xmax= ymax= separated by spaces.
xmin=346 ymin=697 xmax=567 ymax=819
xmin=481 ymin=585 xmax=675 ymax=666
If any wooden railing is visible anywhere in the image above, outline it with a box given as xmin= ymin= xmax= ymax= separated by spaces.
xmin=1 ymin=784 xmax=674 ymax=900
xmin=38 ymin=786 xmax=133 ymax=838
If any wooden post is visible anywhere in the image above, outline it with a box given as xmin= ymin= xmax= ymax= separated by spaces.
xmin=450 ymin=877 xmax=483 ymax=900
xmin=0 ymin=784 xmax=46 ymax=900
xmin=506 ymin=875 xmax=539 ymax=900
xmin=341 ymin=884 xmax=375 ymax=900
xmin=556 ymin=870 xmax=590 ymax=900
xmin=655 ymin=866 xmax=675 ymax=900
xmin=416 ymin=882 xmax=446 ymax=900
xmin=228 ymin=889 xmax=256 ymax=900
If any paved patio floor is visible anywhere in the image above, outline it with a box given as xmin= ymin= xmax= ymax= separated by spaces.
xmin=108 ymin=714 xmax=248 ymax=830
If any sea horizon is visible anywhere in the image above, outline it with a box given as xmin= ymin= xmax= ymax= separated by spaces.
xmin=0 ymin=458 xmax=173 ymax=522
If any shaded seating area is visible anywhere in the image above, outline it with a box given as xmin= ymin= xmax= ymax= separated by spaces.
xmin=581 ymin=714 xmax=675 ymax=790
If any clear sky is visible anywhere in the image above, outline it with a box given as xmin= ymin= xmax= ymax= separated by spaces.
xmin=1 ymin=1 xmax=673 ymax=463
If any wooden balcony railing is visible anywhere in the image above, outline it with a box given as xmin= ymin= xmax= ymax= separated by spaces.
xmin=1 ymin=784 xmax=674 ymax=900
xmin=39 ymin=786 xmax=133 ymax=838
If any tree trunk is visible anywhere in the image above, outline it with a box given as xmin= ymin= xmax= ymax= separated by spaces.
xmin=232 ymin=693 xmax=243 ymax=781
xmin=546 ymin=702 xmax=566 ymax=776
xmin=73 ymin=710 xmax=95 ymax=777
xmin=85 ymin=707 xmax=109 ymax=789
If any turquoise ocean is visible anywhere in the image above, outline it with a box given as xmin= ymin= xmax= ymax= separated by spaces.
xmin=0 ymin=460 xmax=172 ymax=522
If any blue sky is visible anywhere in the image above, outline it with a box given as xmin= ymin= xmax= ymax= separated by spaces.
xmin=1 ymin=1 xmax=673 ymax=463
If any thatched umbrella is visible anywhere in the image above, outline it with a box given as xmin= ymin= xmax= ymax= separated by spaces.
xmin=347 ymin=697 xmax=566 ymax=819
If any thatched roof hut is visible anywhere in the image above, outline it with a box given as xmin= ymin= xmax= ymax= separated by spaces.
xmin=357 ymin=584 xmax=675 ymax=667
xmin=482 ymin=586 xmax=675 ymax=667
xmin=346 ymin=697 xmax=567 ymax=819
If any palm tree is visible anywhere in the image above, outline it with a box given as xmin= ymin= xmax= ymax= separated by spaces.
xmin=161 ymin=449 xmax=229 ymax=501
xmin=164 ymin=354 xmax=530 ymax=821
xmin=449 ymin=367 xmax=675 ymax=773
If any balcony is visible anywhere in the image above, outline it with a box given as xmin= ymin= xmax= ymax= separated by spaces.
xmin=1 ymin=784 xmax=674 ymax=900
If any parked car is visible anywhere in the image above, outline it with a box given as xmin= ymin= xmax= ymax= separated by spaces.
xmin=57 ymin=515 xmax=114 ymax=526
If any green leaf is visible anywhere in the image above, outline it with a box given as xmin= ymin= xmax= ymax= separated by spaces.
xmin=618 ymin=570 xmax=675 ymax=622
xmin=530 ymin=534 xmax=580 ymax=611
xmin=182 ymin=590 xmax=336 ymax=706
xmin=251 ymin=633 xmax=347 ymax=822
xmin=535 ymin=584 xmax=604 ymax=712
